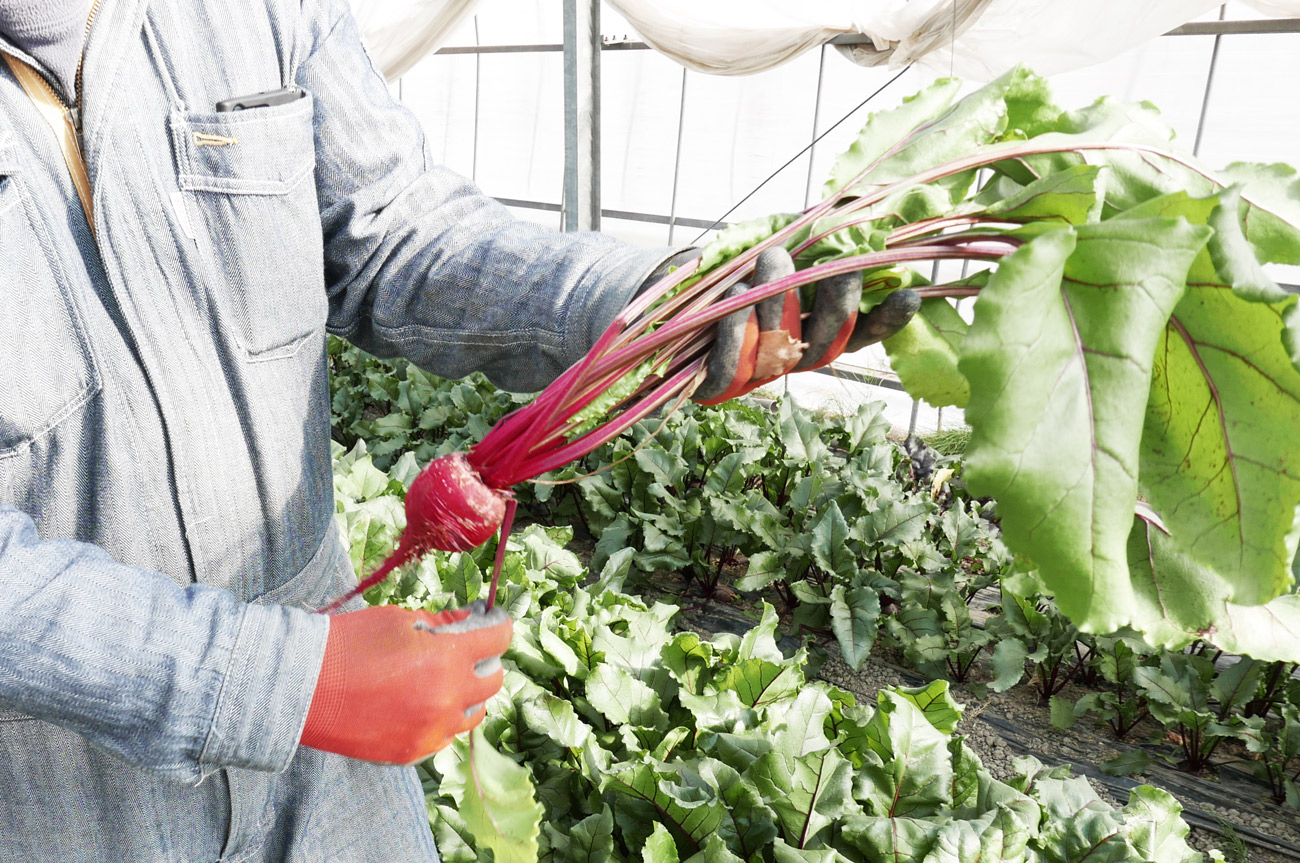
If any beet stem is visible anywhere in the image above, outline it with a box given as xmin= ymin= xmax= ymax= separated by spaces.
xmin=486 ymin=499 xmax=518 ymax=611
xmin=315 ymin=542 xmax=413 ymax=615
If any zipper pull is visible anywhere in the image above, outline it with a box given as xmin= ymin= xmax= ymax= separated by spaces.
xmin=65 ymin=106 xmax=85 ymax=151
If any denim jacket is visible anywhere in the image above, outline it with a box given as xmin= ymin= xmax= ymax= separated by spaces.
xmin=0 ymin=0 xmax=669 ymax=859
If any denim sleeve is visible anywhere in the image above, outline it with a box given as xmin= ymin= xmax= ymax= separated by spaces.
xmin=299 ymin=0 xmax=681 ymax=394
xmin=0 ymin=506 xmax=329 ymax=783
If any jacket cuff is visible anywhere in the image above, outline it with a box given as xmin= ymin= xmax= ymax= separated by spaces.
xmin=571 ymin=245 xmax=696 ymax=368
xmin=199 ymin=602 xmax=329 ymax=775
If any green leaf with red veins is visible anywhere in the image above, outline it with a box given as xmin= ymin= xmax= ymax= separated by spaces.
xmin=1120 ymin=786 xmax=1198 ymax=863
xmin=769 ymin=687 xmax=835 ymax=760
xmin=585 ymin=663 xmax=670 ymax=731
xmin=715 ymin=659 xmax=804 ymax=710
xmin=828 ymin=67 xmax=1055 ymax=201
xmin=602 ymin=761 xmax=723 ymax=857
xmin=1123 ymin=190 xmax=1300 ymax=607
xmin=1028 ymin=775 xmax=1133 ymax=863
xmin=1126 ymin=514 xmax=1300 ymax=661
xmin=840 ymin=815 xmax=942 ymax=861
xmin=750 ymin=744 xmax=856 ymax=850
xmin=735 ymin=549 xmax=783 ymax=593
xmin=824 ymin=77 xmax=965 ymax=198
xmin=810 ymin=502 xmax=856 ymax=578
xmin=959 ymin=219 xmax=1209 ymax=631
xmin=857 ymin=497 xmax=933 ymax=548
xmin=542 ymin=806 xmax=615 ymax=863
xmin=892 ymin=679 xmax=965 ymax=735
xmin=978 ymin=163 xmax=1106 ymax=226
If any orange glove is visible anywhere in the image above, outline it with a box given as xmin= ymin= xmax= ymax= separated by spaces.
xmin=692 ymin=248 xmax=921 ymax=404
xmin=300 ymin=600 xmax=512 ymax=765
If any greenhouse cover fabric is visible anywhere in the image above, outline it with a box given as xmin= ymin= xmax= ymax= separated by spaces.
xmin=351 ymin=0 xmax=478 ymax=80
xmin=349 ymin=0 xmax=1300 ymax=81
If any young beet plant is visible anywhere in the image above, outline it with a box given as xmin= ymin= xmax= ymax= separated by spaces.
xmin=320 ymin=65 xmax=1300 ymax=663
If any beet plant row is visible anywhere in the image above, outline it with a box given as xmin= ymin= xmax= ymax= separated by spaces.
xmin=330 ymin=342 xmax=1300 ymax=808
xmin=332 ymin=440 xmax=1221 ymax=862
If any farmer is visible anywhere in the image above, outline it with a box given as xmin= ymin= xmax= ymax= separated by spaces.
xmin=0 ymin=1 xmax=914 ymax=860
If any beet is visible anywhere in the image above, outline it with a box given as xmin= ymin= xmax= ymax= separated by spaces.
xmin=317 ymin=454 xmax=508 ymax=614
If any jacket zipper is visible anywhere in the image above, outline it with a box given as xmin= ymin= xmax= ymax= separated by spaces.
xmin=69 ymin=0 xmax=105 ymax=138
xmin=0 ymin=0 xmax=102 ymax=232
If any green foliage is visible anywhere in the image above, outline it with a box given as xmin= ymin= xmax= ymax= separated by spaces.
xmin=984 ymin=587 xmax=1094 ymax=701
xmin=435 ymin=728 xmax=545 ymax=863
xmin=328 ymin=337 xmax=522 ymax=470
xmin=330 ymin=367 xmax=1300 ymax=811
xmin=352 ymin=498 xmax=1205 ymax=863
xmin=325 ymin=66 xmax=1300 ymax=825
xmin=748 ymin=66 xmax=1300 ymax=650
xmin=923 ymin=427 xmax=972 ymax=457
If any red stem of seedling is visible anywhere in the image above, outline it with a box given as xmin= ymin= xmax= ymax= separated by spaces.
xmin=916 ymin=284 xmax=983 ymax=299
xmin=485 ymin=498 xmax=517 ymax=611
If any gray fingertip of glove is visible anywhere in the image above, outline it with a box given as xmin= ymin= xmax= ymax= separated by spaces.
xmin=473 ymin=655 xmax=503 ymax=679
xmin=844 ymin=288 xmax=922 ymax=353
xmin=793 ymin=272 xmax=861 ymax=371
xmin=415 ymin=598 xmax=511 ymax=635
xmin=463 ymin=701 xmax=486 ymax=719
xmin=752 ymin=248 xmax=797 ymax=331
xmin=694 ymin=282 xmax=752 ymax=401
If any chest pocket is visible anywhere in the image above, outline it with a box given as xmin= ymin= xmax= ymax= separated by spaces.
xmin=0 ymin=142 xmax=101 ymax=459
xmin=170 ymin=92 xmax=327 ymax=361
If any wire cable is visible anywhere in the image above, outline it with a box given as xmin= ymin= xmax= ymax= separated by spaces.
xmin=690 ymin=64 xmax=913 ymax=245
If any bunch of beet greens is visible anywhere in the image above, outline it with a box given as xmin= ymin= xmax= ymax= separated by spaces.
xmin=319 ymin=64 xmax=1300 ymax=665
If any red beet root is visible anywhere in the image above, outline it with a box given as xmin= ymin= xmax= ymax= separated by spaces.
xmin=317 ymin=453 xmax=509 ymax=614
xmin=406 ymin=452 xmax=509 ymax=552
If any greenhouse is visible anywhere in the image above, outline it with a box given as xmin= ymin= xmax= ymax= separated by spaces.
xmin=2 ymin=1 xmax=1300 ymax=861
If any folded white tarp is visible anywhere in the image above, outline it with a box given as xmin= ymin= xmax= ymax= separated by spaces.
xmin=349 ymin=0 xmax=1300 ymax=82
xmin=350 ymin=0 xmax=479 ymax=80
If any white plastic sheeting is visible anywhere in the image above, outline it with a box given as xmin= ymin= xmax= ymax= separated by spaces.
xmin=1242 ymin=0 xmax=1300 ymax=14
xmin=842 ymin=0 xmax=1300 ymax=78
xmin=351 ymin=0 xmax=479 ymax=80
xmin=600 ymin=0 xmax=994 ymax=76
xmin=350 ymin=0 xmax=1300 ymax=81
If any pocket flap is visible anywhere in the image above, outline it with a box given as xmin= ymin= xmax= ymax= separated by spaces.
xmin=171 ymin=91 xmax=314 ymax=195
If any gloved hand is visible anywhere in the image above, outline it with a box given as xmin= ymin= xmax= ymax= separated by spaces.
xmin=691 ymin=247 xmax=921 ymax=404
xmin=300 ymin=600 xmax=512 ymax=765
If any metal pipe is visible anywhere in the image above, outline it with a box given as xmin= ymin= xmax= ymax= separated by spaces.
xmin=803 ymin=45 xmax=828 ymax=209
xmin=1193 ymin=5 xmax=1227 ymax=157
xmin=492 ymin=197 xmax=724 ymax=231
xmin=667 ymin=67 xmax=689 ymax=245
xmin=563 ymin=0 xmax=601 ymax=232
xmin=471 ymin=16 xmax=481 ymax=182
